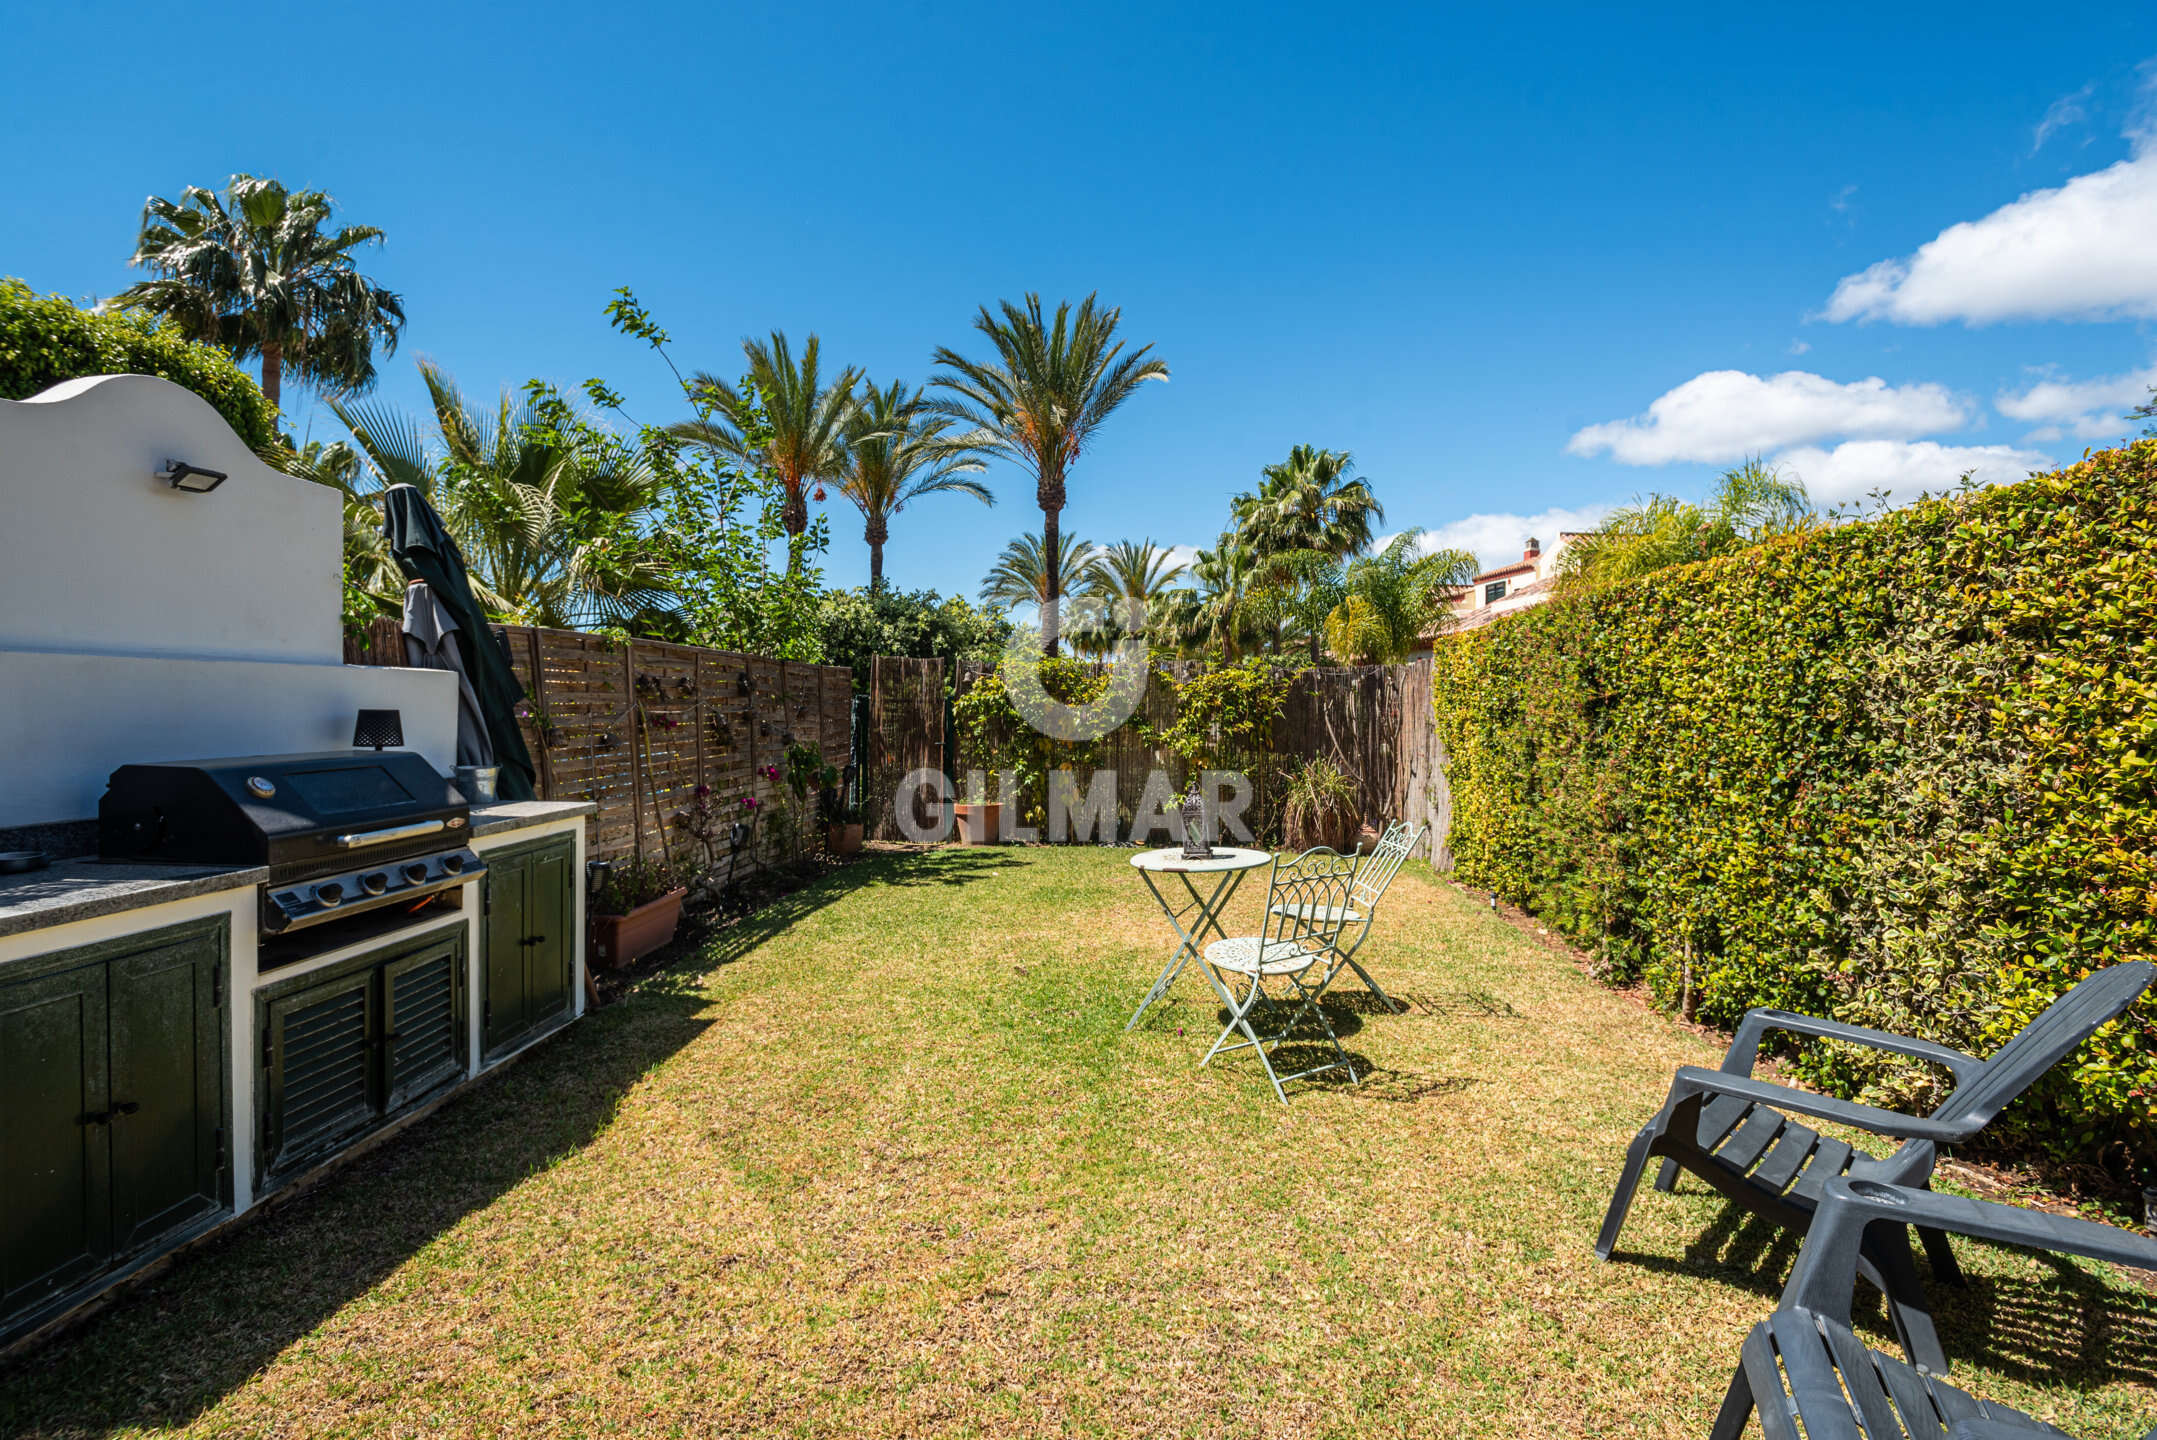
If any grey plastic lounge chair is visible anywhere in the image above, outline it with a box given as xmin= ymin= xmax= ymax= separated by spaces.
xmin=1711 ymin=1175 xmax=2157 ymax=1439
xmin=1268 ymin=819 xmax=1423 ymax=1013
xmin=1201 ymin=846 xmax=1361 ymax=1103
xmin=1597 ymin=960 xmax=2154 ymax=1375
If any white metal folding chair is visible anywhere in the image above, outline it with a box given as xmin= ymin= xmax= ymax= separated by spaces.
xmin=1199 ymin=847 xmax=1361 ymax=1103
xmin=1268 ymin=820 xmax=1422 ymax=1013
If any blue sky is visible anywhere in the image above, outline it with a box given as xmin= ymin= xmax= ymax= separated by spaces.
xmin=7 ymin=4 xmax=2157 ymax=592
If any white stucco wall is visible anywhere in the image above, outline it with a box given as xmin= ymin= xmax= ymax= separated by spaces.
xmin=0 ymin=650 xmax=457 ymax=827
xmin=0 ymin=374 xmax=462 ymax=826
xmin=0 ymin=375 xmax=340 ymax=662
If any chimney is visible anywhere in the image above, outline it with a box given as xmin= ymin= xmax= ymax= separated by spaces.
xmin=1524 ymin=536 xmax=1541 ymax=562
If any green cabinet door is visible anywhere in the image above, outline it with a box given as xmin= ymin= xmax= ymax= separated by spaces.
xmin=0 ymin=962 xmax=110 ymax=1319
xmin=482 ymin=839 xmax=575 ymax=1061
xmin=482 ymin=848 xmax=531 ymax=1057
xmin=107 ymin=932 xmax=224 ymax=1254
xmin=525 ymin=844 xmax=575 ymax=1034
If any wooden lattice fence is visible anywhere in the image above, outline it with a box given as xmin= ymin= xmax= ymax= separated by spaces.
xmin=345 ymin=618 xmax=851 ymax=866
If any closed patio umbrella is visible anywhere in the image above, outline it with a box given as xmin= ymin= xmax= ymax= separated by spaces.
xmin=401 ymin=579 xmax=492 ymax=771
xmin=382 ymin=483 xmax=538 ymax=801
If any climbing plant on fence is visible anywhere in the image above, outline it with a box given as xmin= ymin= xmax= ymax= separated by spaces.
xmin=1432 ymin=440 xmax=2157 ymax=1178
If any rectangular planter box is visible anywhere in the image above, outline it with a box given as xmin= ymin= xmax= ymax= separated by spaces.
xmin=591 ymin=887 xmax=687 ymax=968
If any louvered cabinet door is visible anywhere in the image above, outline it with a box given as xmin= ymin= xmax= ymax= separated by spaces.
xmin=107 ymin=932 xmax=224 ymax=1254
xmin=0 ymin=963 xmax=110 ymax=1320
xmin=260 ymin=967 xmax=377 ymax=1180
xmin=383 ymin=937 xmax=466 ymax=1112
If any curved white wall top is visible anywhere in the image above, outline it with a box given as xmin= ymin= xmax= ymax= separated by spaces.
xmin=0 ymin=375 xmax=340 ymax=664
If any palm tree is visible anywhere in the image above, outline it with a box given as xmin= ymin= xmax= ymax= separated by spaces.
xmin=979 ymin=530 xmax=1104 ymax=613
xmin=929 ymin=293 xmax=1168 ymax=655
xmin=318 ymin=360 xmax=679 ymax=628
xmin=1232 ymin=446 xmax=1385 ymax=564
xmin=670 ymin=331 xmax=859 ymax=551
xmin=1558 ymin=457 xmax=1816 ymax=592
xmin=110 ymin=175 xmax=405 ymax=412
xmin=837 ymin=379 xmax=993 ymax=589
xmin=1079 ymin=539 xmax=1189 ymax=653
xmin=1088 ymin=539 xmax=1188 ymax=607
xmin=279 ymin=438 xmax=404 ymax=620
xmin=1157 ymin=537 xmax=1268 ymax=660
xmin=1323 ymin=532 xmax=1479 ymax=663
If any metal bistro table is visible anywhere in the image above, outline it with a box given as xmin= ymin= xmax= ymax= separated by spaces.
xmin=1125 ymin=846 xmax=1272 ymax=1031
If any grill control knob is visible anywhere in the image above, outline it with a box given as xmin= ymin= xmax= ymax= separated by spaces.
xmin=359 ymin=871 xmax=389 ymax=896
xmin=441 ymin=853 xmax=467 ymax=875
xmin=315 ymin=881 xmax=345 ymax=907
xmin=246 ymin=776 xmax=276 ymax=799
xmin=402 ymin=862 xmax=429 ymax=885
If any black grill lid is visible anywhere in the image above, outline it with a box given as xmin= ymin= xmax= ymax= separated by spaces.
xmin=100 ymin=751 xmax=466 ymax=868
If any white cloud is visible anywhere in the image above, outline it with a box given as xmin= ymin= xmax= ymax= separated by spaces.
xmin=2032 ymin=83 xmax=2093 ymax=152
xmin=1568 ymin=370 xmax=1971 ymax=465
xmin=1996 ymin=362 xmax=2157 ymax=441
xmin=1823 ymin=132 xmax=2157 ymax=324
xmin=1159 ymin=542 xmax=1202 ymax=576
xmin=1389 ymin=506 xmax=1615 ymax=575
xmin=1775 ymin=440 xmax=2052 ymax=506
xmin=1787 ymin=339 xmax=1811 ymax=356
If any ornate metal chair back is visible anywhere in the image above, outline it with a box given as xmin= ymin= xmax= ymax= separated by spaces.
xmin=1348 ymin=821 xmax=1422 ymax=913
xmin=1262 ymin=847 xmax=1360 ymax=957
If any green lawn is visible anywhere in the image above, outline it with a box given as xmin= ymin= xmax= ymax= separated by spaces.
xmin=5 ymin=847 xmax=2154 ymax=1438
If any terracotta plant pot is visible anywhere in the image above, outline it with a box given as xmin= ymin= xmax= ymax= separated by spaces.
xmin=953 ymin=802 xmax=1002 ymax=845
xmin=826 ymin=821 xmax=864 ymax=855
xmin=591 ymin=886 xmax=688 ymax=969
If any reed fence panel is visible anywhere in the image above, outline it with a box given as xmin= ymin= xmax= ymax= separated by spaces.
xmin=918 ymin=657 xmax=1444 ymax=858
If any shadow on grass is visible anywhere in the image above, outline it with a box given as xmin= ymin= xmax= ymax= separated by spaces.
xmin=1621 ymin=1201 xmax=2157 ymax=1393
xmin=0 ymin=852 xmax=919 ymax=1438
xmin=858 ymin=846 xmax=1025 ymax=888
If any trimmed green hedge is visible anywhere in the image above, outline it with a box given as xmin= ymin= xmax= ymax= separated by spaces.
xmin=1433 ymin=441 xmax=2157 ymax=1175
xmin=0 ymin=278 xmax=280 ymax=449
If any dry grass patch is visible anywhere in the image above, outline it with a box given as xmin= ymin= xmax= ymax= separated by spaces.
xmin=3 ymin=848 xmax=2153 ymax=1438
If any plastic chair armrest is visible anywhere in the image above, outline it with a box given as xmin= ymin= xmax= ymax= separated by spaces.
xmin=1721 ymin=1008 xmax=1983 ymax=1084
xmin=1787 ymin=1177 xmax=2157 ymax=1325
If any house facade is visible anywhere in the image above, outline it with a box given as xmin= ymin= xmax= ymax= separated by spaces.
xmin=1423 ymin=533 xmax=1585 ymax=643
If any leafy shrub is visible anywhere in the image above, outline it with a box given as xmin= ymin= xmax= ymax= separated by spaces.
xmin=1433 ymin=441 xmax=2157 ymax=1178
xmin=952 ymin=658 xmax=1114 ymax=829
xmin=1283 ymin=755 xmax=1359 ymax=851
xmin=817 ymin=587 xmax=1012 ymax=690
xmin=0 ymin=278 xmax=280 ymax=449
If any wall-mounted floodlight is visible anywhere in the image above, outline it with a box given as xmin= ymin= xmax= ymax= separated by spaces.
xmin=156 ymin=460 xmax=228 ymax=494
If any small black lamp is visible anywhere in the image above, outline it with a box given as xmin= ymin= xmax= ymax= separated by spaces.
xmin=736 ymin=669 xmax=754 ymax=697
xmin=353 ymin=709 xmax=405 ymax=751
xmin=156 ymin=460 xmax=228 ymax=494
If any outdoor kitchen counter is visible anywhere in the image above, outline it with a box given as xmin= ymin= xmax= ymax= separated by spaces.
xmin=0 ymin=858 xmax=266 ymax=940
xmin=469 ymin=799 xmax=597 ymax=839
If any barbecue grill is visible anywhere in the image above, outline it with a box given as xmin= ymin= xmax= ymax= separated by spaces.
xmin=99 ymin=752 xmax=484 ymax=935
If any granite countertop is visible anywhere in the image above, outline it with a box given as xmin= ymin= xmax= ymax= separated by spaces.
xmin=0 ymin=859 xmax=266 ymax=941
xmin=470 ymin=799 xmax=598 ymax=838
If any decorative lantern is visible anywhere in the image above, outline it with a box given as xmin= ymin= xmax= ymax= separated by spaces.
xmin=1179 ymin=781 xmax=1213 ymax=860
